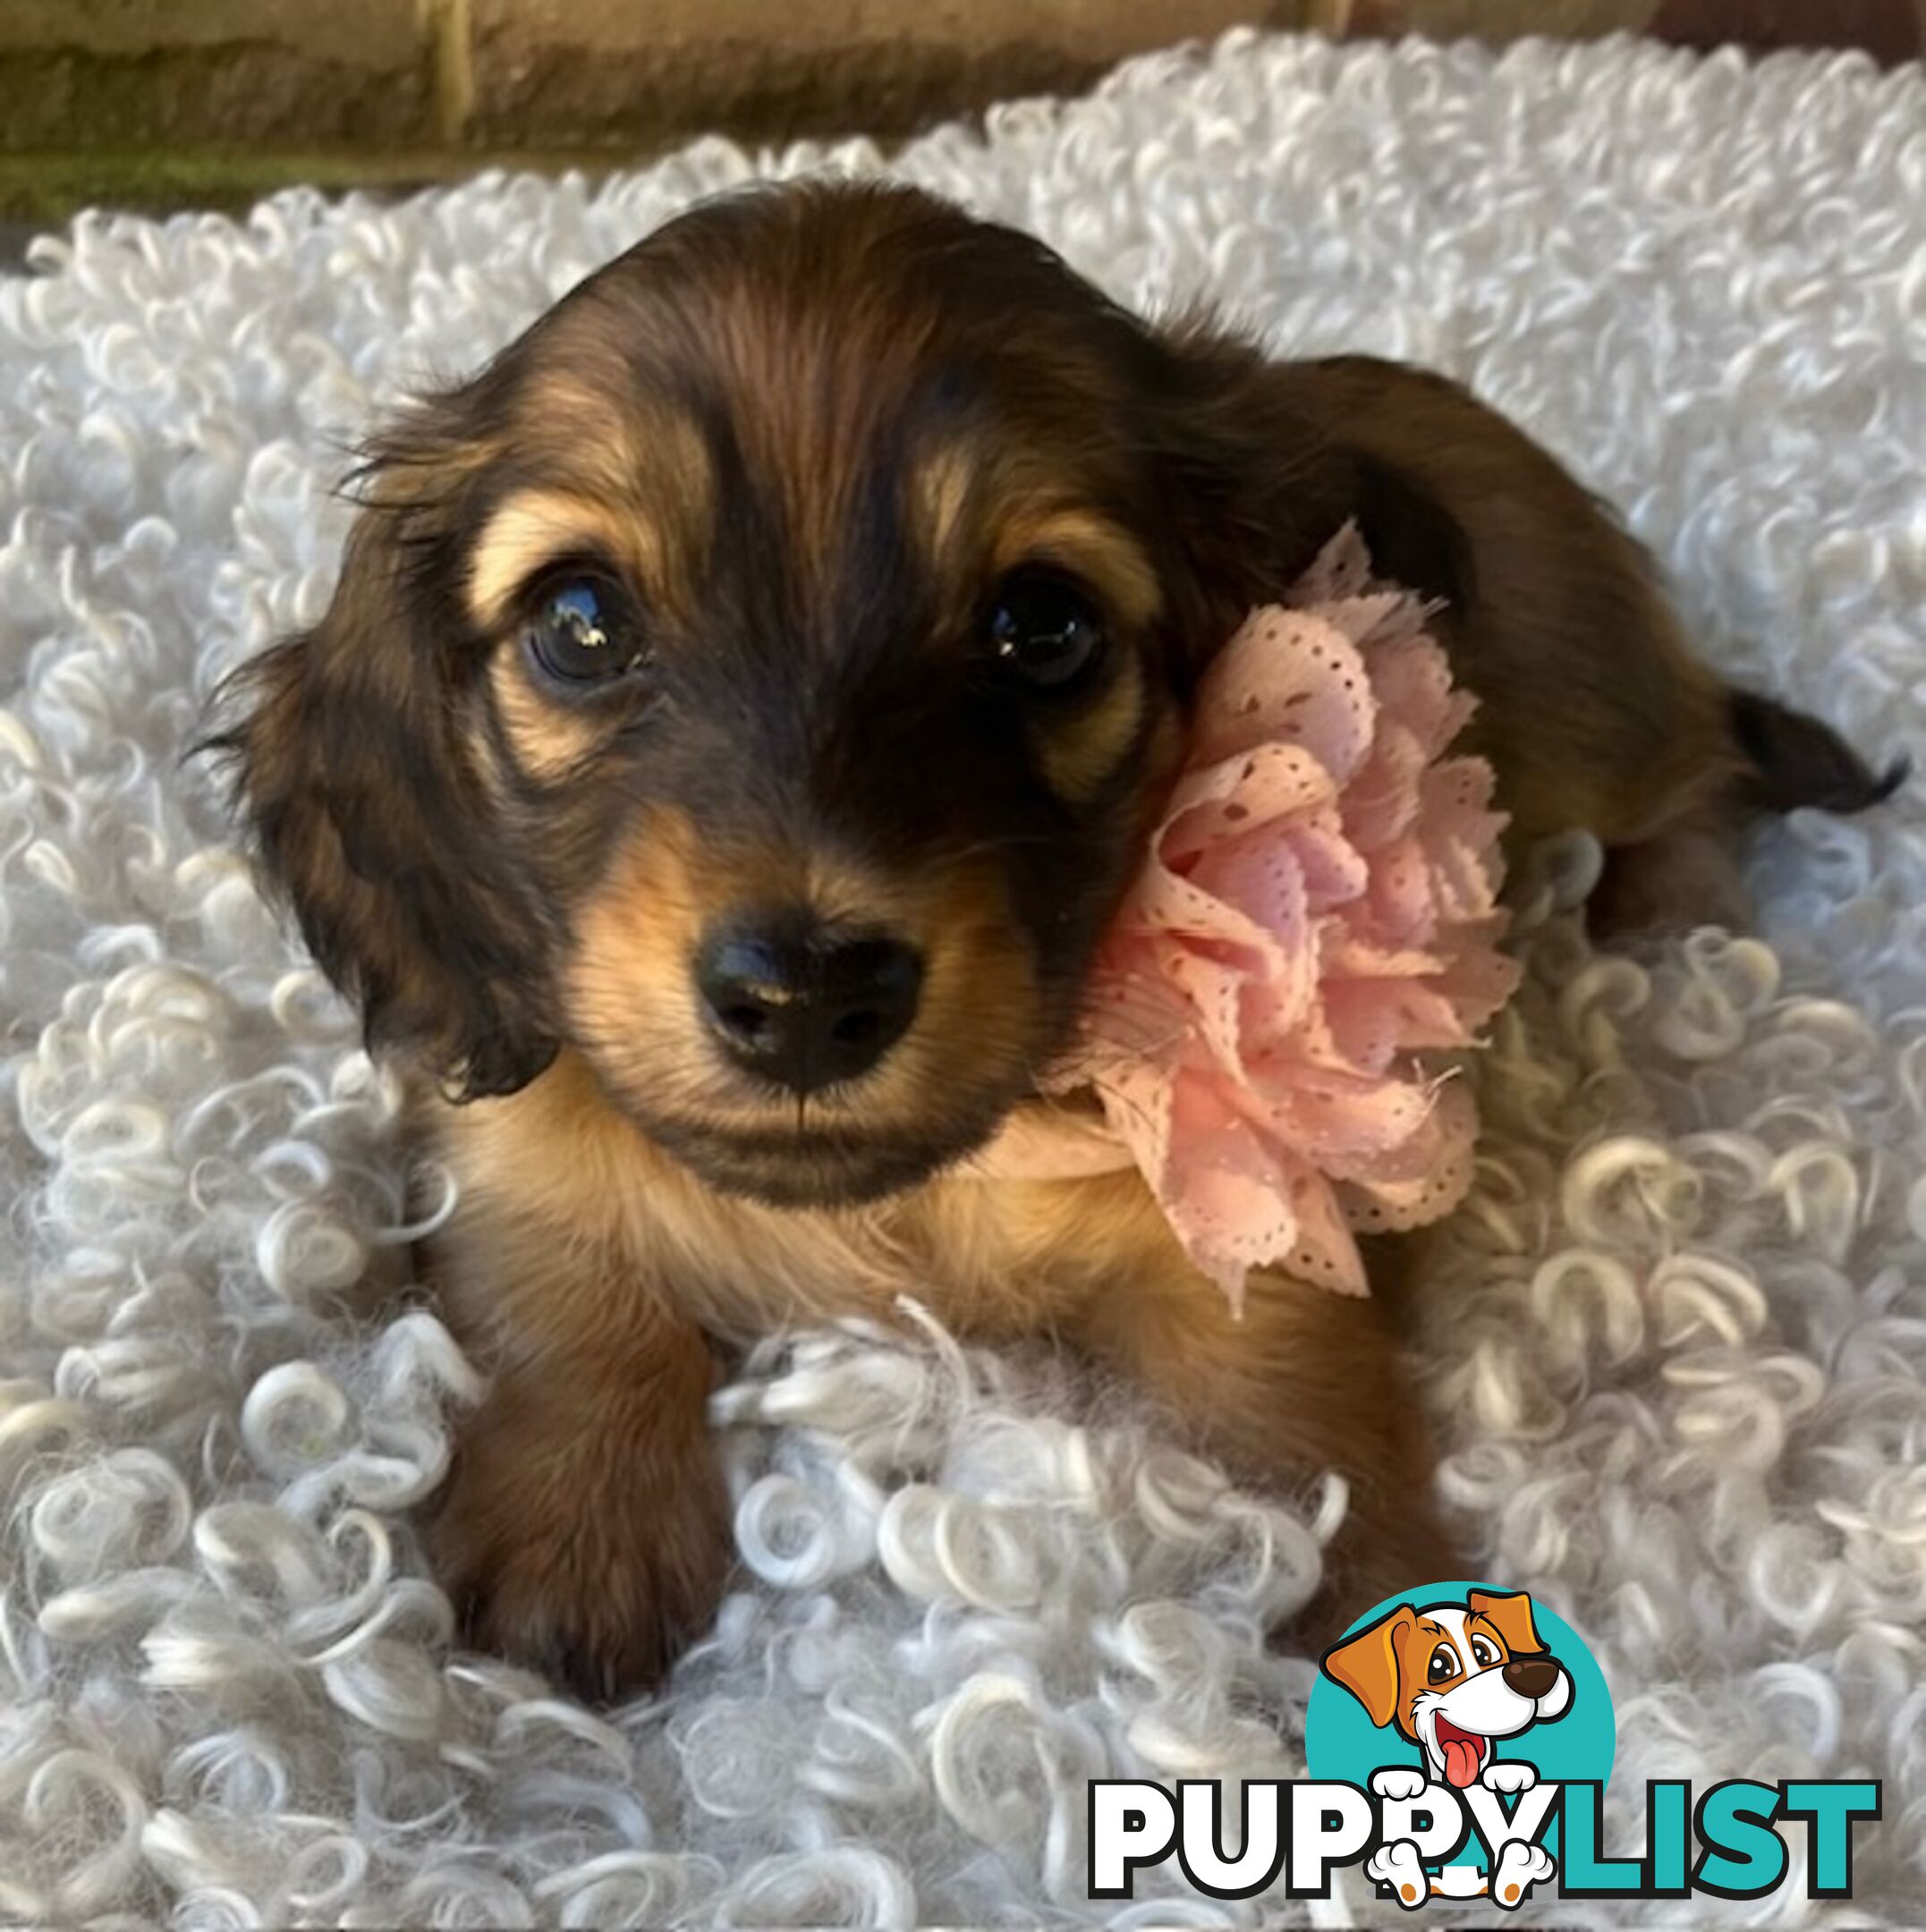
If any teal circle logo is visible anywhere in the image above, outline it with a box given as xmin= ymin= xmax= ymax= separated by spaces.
xmin=1306 ymin=1580 xmax=1614 ymax=1879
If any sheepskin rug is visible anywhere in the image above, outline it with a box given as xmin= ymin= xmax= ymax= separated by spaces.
xmin=2 ymin=28 xmax=1922 ymax=1928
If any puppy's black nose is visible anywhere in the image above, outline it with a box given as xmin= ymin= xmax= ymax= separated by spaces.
xmin=1503 ymin=1656 xmax=1561 ymax=1699
xmin=696 ymin=919 xmax=922 ymax=1094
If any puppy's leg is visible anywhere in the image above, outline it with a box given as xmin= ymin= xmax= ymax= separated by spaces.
xmin=1077 ymin=1260 xmax=1455 ymax=1646
xmin=430 ymin=1275 xmax=732 ymax=1702
xmin=1589 ymin=802 xmax=1752 ymax=936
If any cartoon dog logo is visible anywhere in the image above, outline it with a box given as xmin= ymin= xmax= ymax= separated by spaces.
xmin=1321 ymin=1588 xmax=1569 ymax=1909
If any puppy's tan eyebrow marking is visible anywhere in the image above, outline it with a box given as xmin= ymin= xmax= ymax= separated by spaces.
xmin=910 ymin=441 xmax=980 ymax=564
xmin=518 ymin=372 xmax=717 ymax=516
xmin=996 ymin=508 xmax=1162 ymax=628
xmin=466 ymin=490 xmax=642 ymax=630
xmin=908 ymin=436 xmax=1161 ymax=629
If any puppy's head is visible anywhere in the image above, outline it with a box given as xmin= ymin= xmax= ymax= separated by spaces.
xmin=217 ymin=184 xmax=1321 ymax=1207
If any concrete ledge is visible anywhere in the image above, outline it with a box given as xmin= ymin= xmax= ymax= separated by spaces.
xmin=0 ymin=0 xmax=437 ymax=149
xmin=465 ymin=1 xmax=1321 ymax=148
xmin=0 ymin=0 xmax=422 ymax=63
xmin=1352 ymin=0 xmax=1656 ymax=32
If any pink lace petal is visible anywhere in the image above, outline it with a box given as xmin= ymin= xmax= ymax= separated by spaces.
xmin=1364 ymin=631 xmax=1469 ymax=753
xmin=1420 ymin=774 xmax=1509 ymax=924
xmin=1318 ymin=977 xmax=1407 ymax=1072
xmin=1432 ymin=939 xmax=1524 ymax=1036
xmin=1125 ymin=860 xmax=1272 ymax=960
xmin=1161 ymin=742 xmax=1339 ymax=862
xmin=1095 ymin=1057 xmax=1175 ymax=1186
xmin=1069 ymin=961 xmax=1192 ymax=1067
xmin=1187 ymin=821 xmax=1315 ymax=936
xmin=1238 ymin=937 xmax=1328 ymax=1061
xmin=1338 ymin=1083 xmax=1481 ymax=1233
xmin=1282 ymin=1169 xmax=1371 ymax=1298
xmin=1195 ymin=612 xmax=1377 ymax=781
xmin=1321 ymin=933 xmax=1451 ymax=979
xmin=1362 ymin=830 xmax=1438 ymax=947
xmin=1246 ymin=1072 xmax=1437 ymax=1163
xmin=1155 ymin=1075 xmax=1303 ymax=1306
xmin=1249 ymin=818 xmax=1370 ymax=915
xmin=1319 ymin=974 xmax=1466 ymax=1061
xmin=1292 ymin=523 xmax=1373 ymax=603
xmin=1342 ymin=720 xmax=1430 ymax=852
xmin=1165 ymin=945 xmax=1262 ymax=1078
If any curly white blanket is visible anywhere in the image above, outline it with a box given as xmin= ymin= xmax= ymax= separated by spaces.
xmin=2 ymin=29 xmax=1921 ymax=1928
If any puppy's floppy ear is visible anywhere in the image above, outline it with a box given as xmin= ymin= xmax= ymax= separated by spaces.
xmin=207 ymin=428 xmax=559 ymax=1100
xmin=1136 ymin=316 xmax=1368 ymax=678
xmin=1320 ymin=1604 xmax=1417 ymax=1730
xmin=1466 ymin=1589 xmax=1547 ymax=1657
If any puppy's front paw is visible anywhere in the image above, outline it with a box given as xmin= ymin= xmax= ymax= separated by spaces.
xmin=432 ymin=1406 xmax=732 ymax=1702
xmin=1371 ymin=1767 xmax=1430 ymax=1802
xmin=1489 ymin=1840 xmax=1555 ymax=1908
xmin=1365 ymin=1840 xmax=1429 ymax=1911
xmin=1481 ymin=1758 xmax=1537 ymax=1795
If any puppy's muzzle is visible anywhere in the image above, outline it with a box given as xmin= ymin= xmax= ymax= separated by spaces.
xmin=696 ymin=912 xmax=923 ymax=1094
xmin=1502 ymin=1656 xmax=1561 ymax=1699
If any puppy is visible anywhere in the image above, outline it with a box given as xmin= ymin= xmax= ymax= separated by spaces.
xmin=214 ymin=182 xmax=1896 ymax=1698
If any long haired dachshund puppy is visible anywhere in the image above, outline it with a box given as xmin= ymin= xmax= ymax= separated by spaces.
xmin=216 ymin=183 xmax=1895 ymax=1699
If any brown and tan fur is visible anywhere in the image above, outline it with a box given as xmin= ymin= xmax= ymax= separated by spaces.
xmin=211 ymin=182 xmax=1897 ymax=1699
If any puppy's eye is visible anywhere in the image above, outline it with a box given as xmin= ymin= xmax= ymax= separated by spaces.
xmin=1470 ymin=1637 xmax=1498 ymax=1668
xmin=525 ymin=575 xmax=643 ymax=684
xmin=988 ymin=567 xmax=1106 ymax=690
xmin=1427 ymin=1644 xmax=1461 ymax=1684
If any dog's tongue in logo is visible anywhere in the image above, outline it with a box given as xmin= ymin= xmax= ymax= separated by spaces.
xmin=1434 ymin=1716 xmax=1485 ymax=1789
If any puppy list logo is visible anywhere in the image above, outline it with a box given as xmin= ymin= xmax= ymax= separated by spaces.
xmin=1087 ymin=1581 xmax=1881 ymax=1909
xmin=1311 ymin=1583 xmax=1608 ymax=1907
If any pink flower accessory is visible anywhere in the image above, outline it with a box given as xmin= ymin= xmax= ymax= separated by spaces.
xmin=971 ymin=525 xmax=1520 ymax=1310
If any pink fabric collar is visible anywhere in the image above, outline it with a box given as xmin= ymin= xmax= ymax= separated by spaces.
xmin=971 ymin=526 xmax=1520 ymax=1309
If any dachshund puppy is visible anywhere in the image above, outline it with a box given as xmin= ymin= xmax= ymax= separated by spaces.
xmin=217 ymin=182 xmax=1895 ymax=1699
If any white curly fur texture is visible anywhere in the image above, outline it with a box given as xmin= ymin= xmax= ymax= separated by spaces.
xmin=2 ymin=29 xmax=1923 ymax=1928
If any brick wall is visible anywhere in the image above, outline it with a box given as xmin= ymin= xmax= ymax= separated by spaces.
xmin=1 ymin=0 xmax=1918 ymax=220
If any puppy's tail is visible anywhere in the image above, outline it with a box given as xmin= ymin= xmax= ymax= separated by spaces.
xmin=1728 ymin=689 xmax=1908 ymax=816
